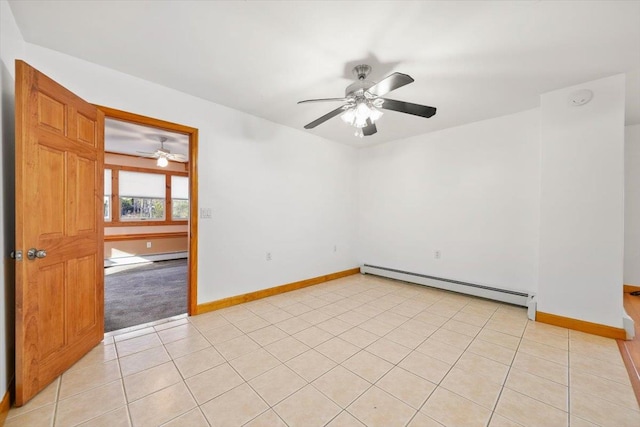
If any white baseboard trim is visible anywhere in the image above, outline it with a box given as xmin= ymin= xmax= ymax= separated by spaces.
xmin=623 ymin=309 xmax=635 ymax=340
xmin=104 ymin=251 xmax=187 ymax=267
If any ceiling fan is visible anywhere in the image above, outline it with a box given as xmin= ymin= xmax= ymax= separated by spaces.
xmin=298 ymin=64 xmax=437 ymax=137
xmin=137 ymin=136 xmax=188 ymax=167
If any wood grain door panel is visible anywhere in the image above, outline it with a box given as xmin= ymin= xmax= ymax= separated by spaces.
xmin=15 ymin=60 xmax=104 ymax=405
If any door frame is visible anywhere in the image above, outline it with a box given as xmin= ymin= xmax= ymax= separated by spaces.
xmin=96 ymin=106 xmax=199 ymax=315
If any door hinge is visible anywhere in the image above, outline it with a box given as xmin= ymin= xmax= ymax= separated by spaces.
xmin=10 ymin=250 xmax=23 ymax=261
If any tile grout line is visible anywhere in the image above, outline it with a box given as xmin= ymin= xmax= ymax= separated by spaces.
xmin=50 ymin=377 xmax=61 ymax=427
xmin=413 ymin=304 xmax=504 ymax=426
xmin=112 ymin=340 xmax=136 ymax=427
xmin=484 ymin=321 xmax=526 ymax=427
xmin=22 ymin=277 xmax=592 ymax=427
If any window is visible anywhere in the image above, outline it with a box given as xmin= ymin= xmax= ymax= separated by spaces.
xmin=104 ymin=169 xmax=112 ymax=221
xmin=171 ymin=175 xmax=189 ymax=220
xmin=119 ymin=171 xmax=165 ymax=221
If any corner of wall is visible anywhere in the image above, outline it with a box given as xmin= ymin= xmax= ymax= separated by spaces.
xmin=0 ymin=0 xmax=24 ymax=399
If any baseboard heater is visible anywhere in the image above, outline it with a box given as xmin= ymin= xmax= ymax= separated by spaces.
xmin=104 ymin=251 xmax=188 ymax=267
xmin=361 ymin=264 xmax=531 ymax=307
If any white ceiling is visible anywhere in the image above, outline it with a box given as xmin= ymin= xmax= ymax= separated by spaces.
xmin=9 ymin=1 xmax=640 ymax=146
xmin=104 ymin=119 xmax=189 ymax=158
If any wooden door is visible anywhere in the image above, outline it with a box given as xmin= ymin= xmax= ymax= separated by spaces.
xmin=14 ymin=60 xmax=105 ymax=406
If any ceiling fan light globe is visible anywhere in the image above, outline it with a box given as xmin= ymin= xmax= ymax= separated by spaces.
xmin=341 ymin=108 xmax=356 ymax=125
xmin=369 ymin=107 xmax=383 ymax=123
xmin=355 ymin=102 xmax=371 ymax=118
xmin=354 ymin=116 xmax=368 ymax=128
xmin=157 ymin=156 xmax=169 ymax=167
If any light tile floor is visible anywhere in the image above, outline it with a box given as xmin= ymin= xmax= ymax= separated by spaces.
xmin=7 ymin=274 xmax=640 ymax=426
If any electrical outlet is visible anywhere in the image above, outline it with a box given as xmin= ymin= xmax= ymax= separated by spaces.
xmin=266 ymin=252 xmax=272 ymax=261
xmin=146 ymin=242 xmax=152 ymax=249
xmin=200 ymin=208 xmax=212 ymax=219
xmin=434 ymin=250 xmax=441 ymax=259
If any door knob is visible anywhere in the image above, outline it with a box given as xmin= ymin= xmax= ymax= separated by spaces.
xmin=27 ymin=248 xmax=47 ymax=260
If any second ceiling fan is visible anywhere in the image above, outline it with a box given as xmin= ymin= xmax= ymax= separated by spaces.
xmin=298 ymin=64 xmax=437 ymax=137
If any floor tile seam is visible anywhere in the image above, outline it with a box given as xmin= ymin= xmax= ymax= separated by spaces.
xmin=402 ymin=409 xmax=427 ymax=427
xmin=428 ymin=329 xmax=478 ymax=350
xmin=567 ymin=364 xmax=632 ymax=386
xmin=49 ymin=377 xmax=62 ymax=427
xmin=567 ymin=383 xmax=640 ymax=414
xmin=372 ymin=368 xmax=438 ymax=412
xmin=519 ymin=350 xmax=569 ymax=369
xmin=203 ymin=328 xmax=262 ymax=354
xmin=56 ymin=373 xmax=125 ymax=405
xmin=250 ymin=373 xmax=308 ymax=407
xmin=122 ymin=370 xmax=183 ymax=406
xmin=569 ymin=366 xmax=638 ymax=390
xmin=340 ymin=383 xmax=418 ymax=427
xmin=435 ymin=380 xmax=502 ymax=415
xmin=320 ymin=409 xmax=354 ymax=427
xmin=483 ymin=324 xmax=527 ymax=338
xmin=217 ymin=355 xmax=277 ymax=414
xmin=507 ymin=364 xmax=569 ymax=388
xmin=53 ymin=379 xmax=127 ymax=427
xmin=238 ymin=406 xmax=282 ymax=427
xmin=308 ymin=380 xmax=376 ymax=422
xmin=384 ymin=328 xmax=431 ymax=351
xmin=419 ymin=332 xmax=515 ymax=414
xmin=484 ymin=325 xmax=525 ymax=427
xmin=474 ymin=335 xmax=524 ymax=353
xmin=500 ymin=381 xmax=568 ymax=413
xmin=5 ymin=398 xmax=56 ymax=422
xmin=188 ymin=320 xmax=233 ymax=336
xmin=66 ymin=404 xmax=130 ymax=427
xmin=570 ymin=349 xmax=633 ymax=367
xmin=570 ymin=346 xmax=627 ymax=361
xmin=359 ymin=321 xmax=475 ymax=410
xmin=158 ymin=330 xmax=205 ymax=347
xmin=466 ymin=339 xmax=518 ymax=364
xmin=160 ymin=406 xmax=209 ymax=427
xmin=520 ymin=335 xmax=570 ymax=351
xmin=521 ymin=337 xmax=571 ymax=355
xmin=116 ymin=342 xmax=165 ymax=360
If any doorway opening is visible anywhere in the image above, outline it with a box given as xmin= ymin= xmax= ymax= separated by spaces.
xmin=99 ymin=107 xmax=198 ymax=332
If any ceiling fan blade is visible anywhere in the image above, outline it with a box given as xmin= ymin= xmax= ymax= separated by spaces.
xmin=136 ymin=151 xmax=160 ymax=157
xmin=380 ymin=98 xmax=437 ymax=118
xmin=168 ymin=154 xmax=188 ymax=162
xmin=304 ymin=105 xmax=347 ymax=129
xmin=362 ymin=119 xmax=377 ymax=136
xmin=367 ymin=72 xmax=414 ymax=97
xmin=298 ymin=97 xmax=348 ymax=104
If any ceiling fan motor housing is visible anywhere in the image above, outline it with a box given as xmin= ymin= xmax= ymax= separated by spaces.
xmin=345 ymin=80 xmax=375 ymax=97
xmin=353 ymin=64 xmax=372 ymax=80
xmin=346 ymin=65 xmax=375 ymax=97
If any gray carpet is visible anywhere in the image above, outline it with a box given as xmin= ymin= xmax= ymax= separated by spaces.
xmin=105 ymin=259 xmax=187 ymax=332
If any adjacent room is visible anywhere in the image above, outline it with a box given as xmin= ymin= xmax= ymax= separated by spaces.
xmin=104 ymin=118 xmax=190 ymax=332
xmin=1 ymin=1 xmax=639 ymax=426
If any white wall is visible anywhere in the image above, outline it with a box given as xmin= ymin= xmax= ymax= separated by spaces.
xmin=20 ymin=43 xmax=359 ymax=304
xmin=625 ymin=124 xmax=640 ymax=285
xmin=0 ymin=4 xmax=358 ymax=306
xmin=538 ymin=75 xmax=625 ymax=328
xmin=0 ymin=0 xmax=23 ymax=396
xmin=357 ymin=109 xmax=541 ymax=293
